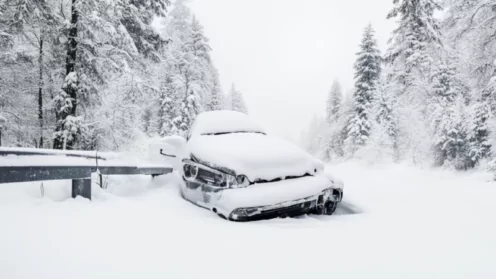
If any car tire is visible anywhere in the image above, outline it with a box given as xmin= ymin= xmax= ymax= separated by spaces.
xmin=325 ymin=201 xmax=338 ymax=215
xmin=316 ymin=201 xmax=338 ymax=215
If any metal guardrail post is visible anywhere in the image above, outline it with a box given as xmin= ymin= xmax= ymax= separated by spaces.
xmin=72 ymin=178 xmax=91 ymax=200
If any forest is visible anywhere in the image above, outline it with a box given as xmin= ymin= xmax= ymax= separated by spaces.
xmin=1 ymin=0 xmax=496 ymax=172
xmin=0 ymin=0 xmax=247 ymax=151
xmin=304 ymin=0 xmax=496 ymax=171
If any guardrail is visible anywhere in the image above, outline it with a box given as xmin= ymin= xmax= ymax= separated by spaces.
xmin=0 ymin=147 xmax=173 ymax=200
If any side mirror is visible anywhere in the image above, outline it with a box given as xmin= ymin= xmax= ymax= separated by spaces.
xmin=148 ymin=136 xmax=188 ymax=171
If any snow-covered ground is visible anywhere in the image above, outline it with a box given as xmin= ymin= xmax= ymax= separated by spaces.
xmin=1 ymin=162 xmax=496 ymax=279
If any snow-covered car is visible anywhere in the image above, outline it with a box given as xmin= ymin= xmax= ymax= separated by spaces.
xmin=153 ymin=111 xmax=343 ymax=221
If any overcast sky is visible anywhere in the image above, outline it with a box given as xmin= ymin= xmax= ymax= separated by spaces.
xmin=190 ymin=0 xmax=396 ymax=143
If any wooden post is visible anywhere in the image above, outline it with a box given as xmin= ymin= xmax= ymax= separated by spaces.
xmin=72 ymin=178 xmax=91 ymax=200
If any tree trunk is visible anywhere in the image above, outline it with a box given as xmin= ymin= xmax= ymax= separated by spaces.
xmin=38 ymin=39 xmax=44 ymax=148
xmin=53 ymin=0 xmax=78 ymax=150
xmin=66 ymin=0 xmax=78 ymax=115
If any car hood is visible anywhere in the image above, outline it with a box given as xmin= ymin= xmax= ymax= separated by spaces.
xmin=187 ymin=133 xmax=321 ymax=182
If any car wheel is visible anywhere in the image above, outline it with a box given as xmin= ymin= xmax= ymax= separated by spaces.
xmin=323 ymin=201 xmax=338 ymax=215
xmin=315 ymin=201 xmax=338 ymax=215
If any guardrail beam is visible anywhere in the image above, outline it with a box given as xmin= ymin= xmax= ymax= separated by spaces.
xmin=0 ymin=148 xmax=174 ymax=200
xmin=0 ymin=166 xmax=92 ymax=184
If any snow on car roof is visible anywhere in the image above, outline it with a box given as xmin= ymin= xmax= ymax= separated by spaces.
xmin=190 ymin=111 xmax=265 ymax=137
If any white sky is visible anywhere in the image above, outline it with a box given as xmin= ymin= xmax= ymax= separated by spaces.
xmin=190 ymin=0 xmax=396 ymax=143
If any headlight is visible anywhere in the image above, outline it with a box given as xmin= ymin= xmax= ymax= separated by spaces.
xmin=183 ymin=164 xmax=198 ymax=179
xmin=322 ymin=188 xmax=343 ymax=202
xmin=182 ymin=161 xmax=250 ymax=188
xmin=322 ymin=188 xmax=332 ymax=200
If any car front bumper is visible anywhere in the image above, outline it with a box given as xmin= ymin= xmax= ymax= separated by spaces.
xmin=211 ymin=175 xmax=343 ymax=219
xmin=228 ymin=188 xmax=343 ymax=221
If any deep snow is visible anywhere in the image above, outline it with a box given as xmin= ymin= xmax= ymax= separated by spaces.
xmin=1 ymin=162 xmax=496 ymax=279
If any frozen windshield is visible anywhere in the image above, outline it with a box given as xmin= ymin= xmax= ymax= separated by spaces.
xmin=190 ymin=111 xmax=266 ymax=138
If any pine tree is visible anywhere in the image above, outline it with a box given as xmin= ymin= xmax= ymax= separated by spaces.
xmin=167 ymin=0 xmax=192 ymax=39
xmin=189 ymin=16 xmax=211 ymax=62
xmin=375 ymin=73 xmax=398 ymax=152
xmin=185 ymin=16 xmax=213 ymax=105
xmin=119 ymin=0 xmax=170 ymax=62
xmin=430 ymin=61 xmax=471 ymax=168
xmin=346 ymin=24 xmax=382 ymax=152
xmin=386 ymin=0 xmax=442 ymax=106
xmin=0 ymin=0 xmax=60 ymax=148
xmin=385 ymin=0 xmax=442 ymax=162
xmin=0 ymin=0 xmax=226 ymax=150
xmin=386 ymin=0 xmax=442 ymax=78
xmin=326 ymin=79 xmax=342 ymax=124
xmin=442 ymin=0 xmax=496 ymax=167
xmin=322 ymin=79 xmax=344 ymax=161
xmin=157 ymin=74 xmax=181 ymax=137
xmin=227 ymin=83 xmax=248 ymax=114
xmin=206 ymin=66 xmax=224 ymax=111
xmin=53 ymin=0 xmax=78 ymax=149
xmin=148 ymin=0 xmax=220 ymax=138
xmin=303 ymin=115 xmax=327 ymax=159
xmin=469 ymin=84 xmax=493 ymax=165
xmin=444 ymin=0 xmax=496 ymax=93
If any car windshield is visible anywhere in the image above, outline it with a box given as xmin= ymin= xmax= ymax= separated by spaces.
xmin=201 ymin=131 xmax=266 ymax=136
xmin=189 ymin=111 xmax=266 ymax=138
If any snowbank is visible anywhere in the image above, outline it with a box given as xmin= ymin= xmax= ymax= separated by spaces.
xmin=1 ymin=162 xmax=495 ymax=279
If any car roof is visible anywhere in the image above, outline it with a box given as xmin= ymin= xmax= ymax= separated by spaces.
xmin=189 ymin=110 xmax=265 ymax=137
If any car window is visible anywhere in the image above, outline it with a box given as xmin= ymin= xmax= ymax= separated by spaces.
xmin=201 ymin=131 xmax=266 ymax=136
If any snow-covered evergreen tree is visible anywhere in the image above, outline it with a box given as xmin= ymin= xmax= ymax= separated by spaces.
xmin=326 ymin=79 xmax=342 ymax=124
xmin=119 ymin=0 xmax=170 ymax=62
xmin=0 ymin=0 xmax=60 ymax=148
xmin=166 ymin=0 xmax=192 ymax=39
xmin=185 ymin=16 xmax=213 ymax=105
xmin=442 ymin=0 xmax=496 ymax=167
xmin=227 ymin=84 xmax=248 ymax=114
xmin=160 ymin=1 xmax=216 ymax=135
xmin=0 ymin=0 xmax=224 ymax=149
xmin=157 ymin=74 xmax=181 ymax=137
xmin=469 ymin=85 xmax=493 ymax=165
xmin=385 ymin=0 xmax=443 ymax=162
xmin=321 ymin=79 xmax=344 ymax=161
xmin=206 ymin=66 xmax=224 ymax=111
xmin=189 ymin=16 xmax=211 ymax=62
xmin=444 ymin=0 xmax=496 ymax=93
xmin=429 ymin=61 xmax=471 ymax=168
xmin=368 ymin=72 xmax=398 ymax=161
xmin=303 ymin=115 xmax=328 ymax=159
xmin=386 ymin=0 xmax=442 ymax=81
xmin=345 ymin=24 xmax=382 ymax=153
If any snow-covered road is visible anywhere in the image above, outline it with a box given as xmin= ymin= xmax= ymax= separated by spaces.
xmin=1 ymin=162 xmax=495 ymax=279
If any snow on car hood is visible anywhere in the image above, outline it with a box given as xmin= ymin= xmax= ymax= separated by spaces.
xmin=187 ymin=133 xmax=321 ymax=182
